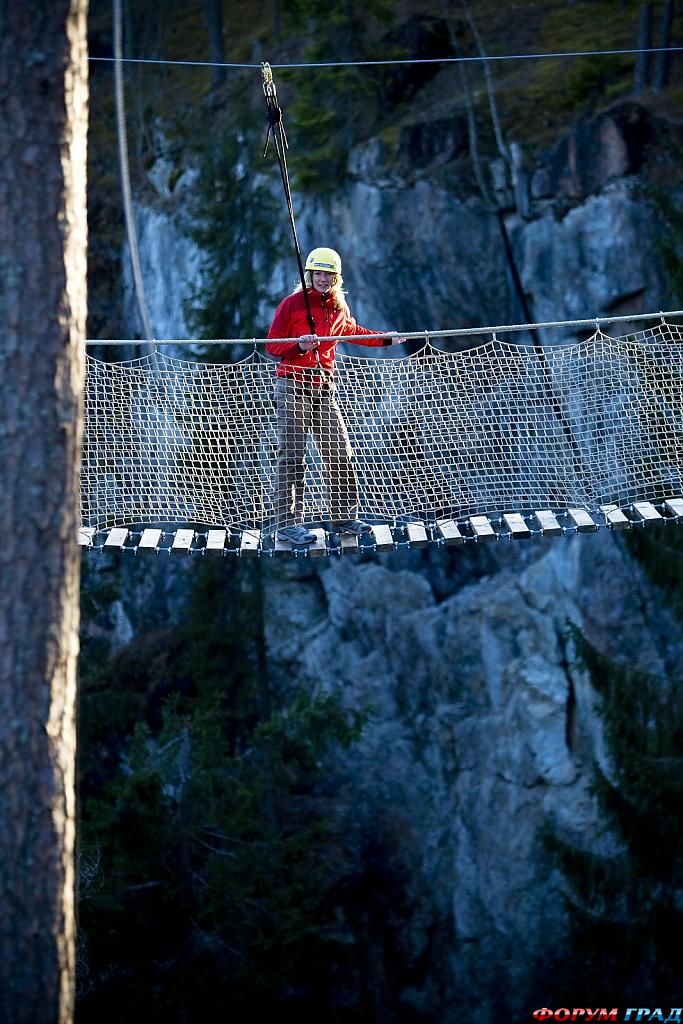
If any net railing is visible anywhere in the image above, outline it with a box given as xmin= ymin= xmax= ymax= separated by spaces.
xmin=81 ymin=320 xmax=683 ymax=533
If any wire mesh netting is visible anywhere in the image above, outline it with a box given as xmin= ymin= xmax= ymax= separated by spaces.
xmin=81 ymin=321 xmax=683 ymax=532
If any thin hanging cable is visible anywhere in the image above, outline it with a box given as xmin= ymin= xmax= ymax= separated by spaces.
xmin=262 ymin=62 xmax=315 ymax=334
xmin=113 ymin=0 xmax=153 ymax=343
xmin=90 ymin=44 xmax=683 ymax=71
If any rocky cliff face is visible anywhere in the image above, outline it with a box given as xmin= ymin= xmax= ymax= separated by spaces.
xmin=259 ymin=528 xmax=680 ymax=1020
xmin=88 ymin=524 xmax=682 ymax=1019
xmin=108 ymin=100 xmax=683 ymax=1018
xmin=130 ymin=104 xmax=674 ymax=343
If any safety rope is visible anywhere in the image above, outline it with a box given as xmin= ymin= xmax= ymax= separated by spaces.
xmin=113 ymin=0 xmax=154 ymax=343
xmin=89 ymin=44 xmax=683 ymax=72
xmin=84 ymin=308 xmax=683 ymax=347
xmin=261 ymin=62 xmax=315 ymax=335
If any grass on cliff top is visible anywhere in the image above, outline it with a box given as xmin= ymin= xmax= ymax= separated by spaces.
xmin=87 ymin=0 xmax=683 ymax=188
xmin=405 ymin=0 xmax=683 ymax=150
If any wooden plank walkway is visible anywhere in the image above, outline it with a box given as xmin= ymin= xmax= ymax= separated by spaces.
xmin=78 ymin=499 xmax=683 ymax=557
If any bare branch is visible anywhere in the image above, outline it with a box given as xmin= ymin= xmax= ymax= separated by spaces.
xmin=460 ymin=0 xmax=511 ymax=167
xmin=441 ymin=0 xmax=494 ymax=207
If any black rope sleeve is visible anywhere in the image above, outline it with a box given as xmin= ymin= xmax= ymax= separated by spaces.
xmin=262 ymin=63 xmax=316 ymax=335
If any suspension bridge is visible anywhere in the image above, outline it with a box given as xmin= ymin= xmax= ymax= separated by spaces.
xmin=79 ymin=311 xmax=683 ymax=557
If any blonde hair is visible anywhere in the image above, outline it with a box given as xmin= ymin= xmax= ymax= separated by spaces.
xmin=293 ymin=270 xmax=346 ymax=308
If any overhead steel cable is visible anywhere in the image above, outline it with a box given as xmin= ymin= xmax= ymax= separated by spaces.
xmin=89 ymin=45 xmax=683 ymax=71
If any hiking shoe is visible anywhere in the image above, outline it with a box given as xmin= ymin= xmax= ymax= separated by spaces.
xmin=277 ymin=524 xmax=316 ymax=546
xmin=335 ymin=519 xmax=373 ymax=536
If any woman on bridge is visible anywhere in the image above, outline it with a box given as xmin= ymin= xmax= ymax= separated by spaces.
xmin=267 ymin=246 xmax=404 ymax=547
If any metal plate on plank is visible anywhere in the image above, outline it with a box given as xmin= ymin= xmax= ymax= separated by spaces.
xmin=632 ymin=501 xmax=662 ymax=522
xmin=239 ymin=529 xmax=260 ymax=556
xmin=205 ymin=529 xmax=227 ymax=555
xmin=664 ymin=498 xmax=683 ymax=519
xmin=503 ymin=512 xmax=531 ymax=539
xmin=137 ymin=528 xmax=162 ymax=552
xmin=406 ymin=522 xmax=429 ymax=548
xmin=567 ymin=508 xmax=598 ymax=532
xmin=340 ymin=532 xmax=359 ymax=554
xmin=78 ymin=527 xmax=96 ymax=547
xmin=469 ymin=515 xmax=496 ymax=542
xmin=104 ymin=527 xmax=128 ymax=549
xmin=600 ymin=504 xmax=630 ymax=530
xmin=534 ymin=510 xmax=563 ymax=536
xmin=371 ymin=525 xmax=395 ymax=551
xmin=436 ymin=519 xmax=464 ymax=546
xmin=308 ymin=528 xmax=328 ymax=557
xmin=171 ymin=528 xmax=195 ymax=553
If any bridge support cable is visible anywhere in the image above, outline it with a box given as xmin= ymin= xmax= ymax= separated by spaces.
xmin=113 ymin=0 xmax=154 ymax=346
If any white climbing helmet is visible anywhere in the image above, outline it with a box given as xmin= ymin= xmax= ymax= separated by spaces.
xmin=305 ymin=246 xmax=342 ymax=275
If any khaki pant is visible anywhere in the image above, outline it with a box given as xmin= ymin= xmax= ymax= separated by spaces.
xmin=274 ymin=376 xmax=359 ymax=527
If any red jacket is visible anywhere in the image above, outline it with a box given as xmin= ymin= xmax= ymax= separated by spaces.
xmin=266 ymin=288 xmax=390 ymax=380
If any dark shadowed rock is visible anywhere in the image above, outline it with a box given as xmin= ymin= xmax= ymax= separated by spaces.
xmin=398 ymin=116 xmax=469 ymax=171
xmin=533 ymin=102 xmax=655 ymax=201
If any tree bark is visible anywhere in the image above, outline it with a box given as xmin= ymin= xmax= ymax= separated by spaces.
xmin=204 ymin=0 xmax=226 ymax=89
xmin=634 ymin=1 xmax=653 ymax=94
xmin=273 ymin=0 xmax=281 ymax=43
xmin=460 ymin=0 xmax=510 ymax=168
xmin=0 ymin=2 xmax=88 ymax=1022
xmin=441 ymin=0 xmax=493 ymax=208
xmin=653 ymin=0 xmax=675 ymax=93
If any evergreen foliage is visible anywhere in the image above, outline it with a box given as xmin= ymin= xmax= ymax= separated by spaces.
xmin=541 ymin=623 xmax=683 ymax=1002
xmin=626 ymin=523 xmax=683 ymax=623
xmin=76 ymin=558 xmax=371 ymax=1020
xmin=282 ymin=0 xmax=404 ymax=192
xmin=183 ymin=79 xmax=288 ymax=348
xmin=563 ymin=54 xmax=633 ymax=109
xmin=541 ymin=140 xmax=683 ymax=1002
xmin=647 ymin=141 xmax=683 ymax=307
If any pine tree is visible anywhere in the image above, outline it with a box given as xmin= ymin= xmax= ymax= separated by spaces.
xmin=76 ymin=558 xmax=368 ymax=1017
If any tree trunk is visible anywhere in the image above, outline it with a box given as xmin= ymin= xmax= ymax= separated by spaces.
xmin=273 ymin=0 xmax=281 ymax=42
xmin=0 ymin=2 xmax=88 ymax=1022
xmin=204 ymin=0 xmax=226 ymax=90
xmin=634 ymin=1 xmax=653 ymax=94
xmin=460 ymin=0 xmax=510 ymax=168
xmin=653 ymin=0 xmax=675 ymax=93
xmin=441 ymin=0 xmax=493 ymax=208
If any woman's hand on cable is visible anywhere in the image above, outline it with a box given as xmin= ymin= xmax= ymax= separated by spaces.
xmin=297 ymin=335 xmax=319 ymax=352
xmin=388 ymin=332 xmax=407 ymax=346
